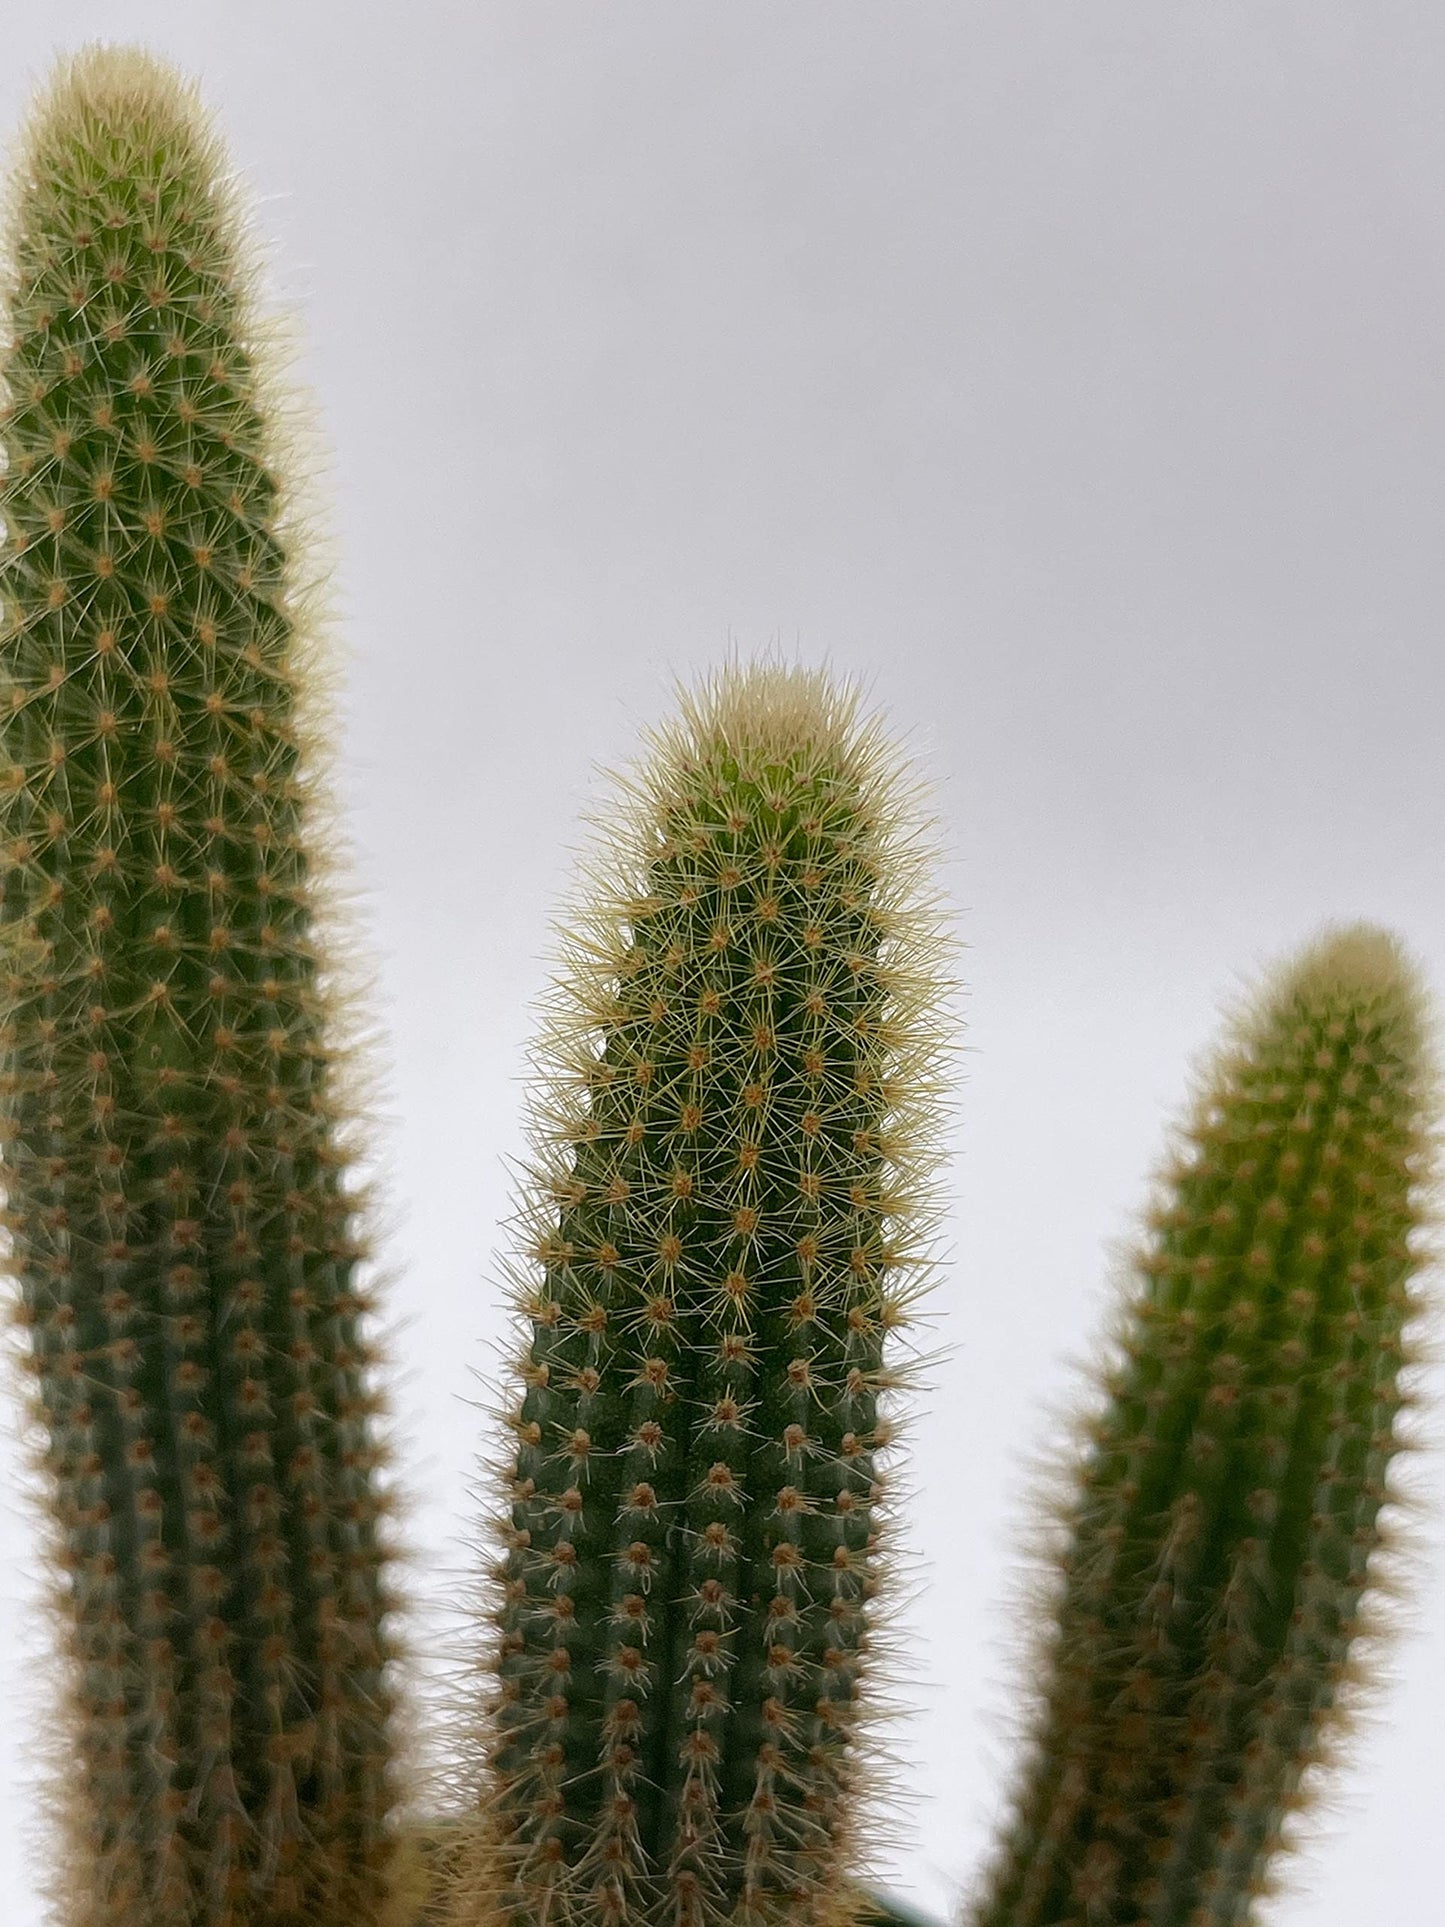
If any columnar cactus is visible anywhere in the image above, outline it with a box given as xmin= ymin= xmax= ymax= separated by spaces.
xmin=1 ymin=39 xmax=1439 ymax=1927
xmin=0 ymin=47 xmax=397 ymax=1926
xmin=970 ymin=924 xmax=1437 ymax=1927
xmin=442 ymin=665 xmax=951 ymax=1927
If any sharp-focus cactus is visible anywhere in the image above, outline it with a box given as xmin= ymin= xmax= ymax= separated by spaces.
xmin=0 ymin=47 xmax=397 ymax=1925
xmin=441 ymin=665 xmax=951 ymax=1927
xmin=970 ymin=924 xmax=1437 ymax=1927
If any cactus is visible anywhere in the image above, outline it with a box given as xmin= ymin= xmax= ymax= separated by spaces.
xmin=0 ymin=40 xmax=1440 ymax=1927
xmin=969 ymin=924 xmax=1437 ymax=1927
xmin=0 ymin=46 xmax=397 ymax=1925
xmin=439 ymin=664 xmax=951 ymax=1927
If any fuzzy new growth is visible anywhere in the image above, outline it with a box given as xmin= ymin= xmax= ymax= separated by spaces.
xmin=446 ymin=665 xmax=952 ymax=1927
xmin=970 ymin=924 xmax=1438 ymax=1927
xmin=0 ymin=47 xmax=396 ymax=1926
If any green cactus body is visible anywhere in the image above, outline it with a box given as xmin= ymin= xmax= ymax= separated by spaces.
xmin=448 ymin=667 xmax=949 ymax=1927
xmin=971 ymin=926 xmax=1436 ymax=1927
xmin=0 ymin=49 xmax=395 ymax=1925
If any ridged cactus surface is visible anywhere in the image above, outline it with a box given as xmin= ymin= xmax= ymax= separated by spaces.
xmin=971 ymin=925 xmax=1436 ymax=1927
xmin=0 ymin=48 xmax=395 ymax=1925
xmin=446 ymin=667 xmax=949 ymax=1927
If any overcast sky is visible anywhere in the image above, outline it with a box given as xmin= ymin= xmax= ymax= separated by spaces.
xmin=2 ymin=7 xmax=1443 ymax=1924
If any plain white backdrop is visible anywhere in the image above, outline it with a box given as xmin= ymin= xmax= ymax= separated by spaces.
xmin=1 ymin=7 xmax=1442 ymax=1923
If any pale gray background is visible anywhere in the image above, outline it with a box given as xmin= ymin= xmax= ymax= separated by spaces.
xmin=1 ymin=6 xmax=1442 ymax=1923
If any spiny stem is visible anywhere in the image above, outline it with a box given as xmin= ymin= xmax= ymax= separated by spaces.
xmin=0 ymin=45 xmax=398 ymax=1926
xmin=443 ymin=664 xmax=953 ymax=1927
xmin=971 ymin=923 xmax=1437 ymax=1927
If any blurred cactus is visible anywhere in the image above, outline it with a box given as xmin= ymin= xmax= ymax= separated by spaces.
xmin=969 ymin=925 xmax=1437 ymax=1927
xmin=0 ymin=46 xmax=397 ymax=1925
xmin=438 ymin=665 xmax=951 ymax=1927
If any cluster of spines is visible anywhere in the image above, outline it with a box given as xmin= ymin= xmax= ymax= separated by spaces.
xmin=445 ymin=667 xmax=949 ymax=1927
xmin=0 ymin=47 xmax=396 ymax=1925
xmin=970 ymin=924 xmax=1436 ymax=1927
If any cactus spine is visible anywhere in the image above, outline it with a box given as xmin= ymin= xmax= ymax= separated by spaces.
xmin=443 ymin=665 xmax=950 ymax=1927
xmin=970 ymin=925 xmax=1437 ymax=1927
xmin=0 ymin=47 xmax=396 ymax=1925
